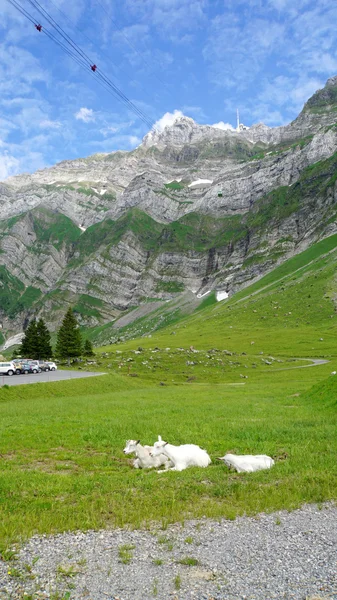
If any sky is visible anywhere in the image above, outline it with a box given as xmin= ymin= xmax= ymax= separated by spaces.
xmin=1 ymin=0 xmax=337 ymax=179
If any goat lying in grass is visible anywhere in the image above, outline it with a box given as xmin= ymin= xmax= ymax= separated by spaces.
xmin=123 ymin=439 xmax=171 ymax=469
xmin=218 ymin=453 xmax=275 ymax=473
xmin=150 ymin=436 xmax=211 ymax=472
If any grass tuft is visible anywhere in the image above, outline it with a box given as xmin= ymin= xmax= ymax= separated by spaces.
xmin=177 ymin=557 xmax=199 ymax=566
xmin=118 ymin=544 xmax=135 ymax=564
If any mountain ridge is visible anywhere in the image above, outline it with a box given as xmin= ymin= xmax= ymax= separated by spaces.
xmin=1 ymin=76 xmax=337 ymax=344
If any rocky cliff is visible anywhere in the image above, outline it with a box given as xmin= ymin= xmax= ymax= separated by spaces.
xmin=1 ymin=77 xmax=337 ymax=342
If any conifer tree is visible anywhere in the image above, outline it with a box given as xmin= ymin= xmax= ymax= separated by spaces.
xmin=36 ymin=318 xmax=53 ymax=359
xmin=20 ymin=318 xmax=53 ymax=359
xmin=20 ymin=319 xmax=39 ymax=358
xmin=83 ymin=339 xmax=94 ymax=356
xmin=55 ymin=308 xmax=82 ymax=361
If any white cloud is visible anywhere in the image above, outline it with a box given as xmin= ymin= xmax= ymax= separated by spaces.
xmin=169 ymin=33 xmax=195 ymax=45
xmin=128 ymin=135 xmax=141 ymax=146
xmin=126 ymin=0 xmax=206 ymax=34
xmin=0 ymin=131 xmax=55 ymax=181
xmin=100 ymin=125 xmax=119 ymax=136
xmin=39 ymin=119 xmax=61 ymax=129
xmin=211 ymin=121 xmax=235 ymax=131
xmin=153 ymin=110 xmax=185 ymax=132
xmin=248 ymin=104 xmax=286 ymax=126
xmin=0 ymin=45 xmax=48 ymax=90
xmin=203 ymin=15 xmax=285 ymax=89
xmin=125 ymin=47 xmax=173 ymax=71
xmin=111 ymin=23 xmax=150 ymax=48
xmin=0 ymin=117 xmax=17 ymax=140
xmin=75 ymin=107 xmax=95 ymax=123
xmin=0 ymin=153 xmax=20 ymax=180
xmin=290 ymin=78 xmax=325 ymax=108
xmin=301 ymin=51 xmax=337 ymax=75
xmin=202 ymin=1 xmax=337 ymax=126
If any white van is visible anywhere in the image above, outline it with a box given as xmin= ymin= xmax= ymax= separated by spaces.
xmin=0 ymin=361 xmax=16 ymax=376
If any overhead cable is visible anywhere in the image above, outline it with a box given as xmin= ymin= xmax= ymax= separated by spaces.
xmin=25 ymin=0 xmax=154 ymax=127
xmin=6 ymin=0 xmax=154 ymax=128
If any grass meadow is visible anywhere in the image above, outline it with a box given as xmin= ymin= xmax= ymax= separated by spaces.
xmin=1 ymin=234 xmax=337 ymax=554
xmin=0 ymin=361 xmax=336 ymax=554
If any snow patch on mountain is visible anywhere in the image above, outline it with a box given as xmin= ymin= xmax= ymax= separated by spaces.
xmin=188 ymin=179 xmax=213 ymax=189
xmin=216 ymin=291 xmax=229 ymax=301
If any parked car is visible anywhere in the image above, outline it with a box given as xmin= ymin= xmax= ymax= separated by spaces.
xmin=33 ymin=360 xmax=57 ymax=371
xmin=46 ymin=362 xmax=57 ymax=371
xmin=23 ymin=363 xmax=41 ymax=374
xmin=37 ymin=361 xmax=51 ymax=372
xmin=11 ymin=359 xmax=38 ymax=374
xmin=12 ymin=359 xmax=25 ymax=374
xmin=0 ymin=361 xmax=16 ymax=376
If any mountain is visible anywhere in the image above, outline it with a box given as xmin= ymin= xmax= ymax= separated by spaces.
xmin=1 ymin=76 xmax=337 ymax=346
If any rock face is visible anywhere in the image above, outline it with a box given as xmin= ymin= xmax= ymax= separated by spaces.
xmin=1 ymin=76 xmax=337 ymax=339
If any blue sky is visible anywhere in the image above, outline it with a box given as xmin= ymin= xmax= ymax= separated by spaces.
xmin=1 ymin=0 xmax=337 ymax=179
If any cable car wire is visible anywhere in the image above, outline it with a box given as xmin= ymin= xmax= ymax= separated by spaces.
xmin=7 ymin=0 xmax=95 ymax=72
xmin=36 ymin=0 xmax=165 ymax=111
xmin=7 ymin=0 xmax=36 ymax=26
xmin=25 ymin=0 xmax=154 ymax=127
xmin=6 ymin=0 xmax=154 ymax=128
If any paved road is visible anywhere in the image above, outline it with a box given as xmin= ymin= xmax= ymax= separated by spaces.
xmin=0 ymin=370 xmax=106 ymax=387
xmin=272 ymin=357 xmax=330 ymax=371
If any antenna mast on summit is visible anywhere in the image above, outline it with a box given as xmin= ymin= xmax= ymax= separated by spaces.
xmin=236 ymin=108 xmax=240 ymax=131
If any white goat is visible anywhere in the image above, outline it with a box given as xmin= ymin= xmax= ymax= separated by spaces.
xmin=218 ymin=453 xmax=275 ymax=473
xmin=123 ymin=439 xmax=171 ymax=469
xmin=150 ymin=436 xmax=211 ymax=472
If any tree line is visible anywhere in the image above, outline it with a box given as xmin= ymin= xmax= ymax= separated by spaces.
xmin=16 ymin=308 xmax=94 ymax=360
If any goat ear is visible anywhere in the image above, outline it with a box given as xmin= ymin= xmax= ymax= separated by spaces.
xmin=136 ymin=440 xmax=140 ymax=445
xmin=158 ymin=435 xmax=162 ymax=442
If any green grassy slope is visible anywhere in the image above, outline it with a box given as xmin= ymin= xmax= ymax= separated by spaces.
xmin=0 ymin=207 xmax=81 ymax=253
xmin=31 ymin=207 xmax=81 ymax=250
xmin=96 ymin=232 xmax=337 ymax=359
xmin=0 ymin=266 xmax=25 ymax=315
xmin=84 ymin=232 xmax=337 ymax=347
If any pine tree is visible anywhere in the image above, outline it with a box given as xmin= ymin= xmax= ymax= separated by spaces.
xmin=55 ymin=308 xmax=82 ymax=361
xmin=20 ymin=319 xmax=39 ymax=358
xmin=20 ymin=318 xmax=53 ymax=359
xmin=83 ymin=339 xmax=94 ymax=356
xmin=36 ymin=318 xmax=53 ymax=359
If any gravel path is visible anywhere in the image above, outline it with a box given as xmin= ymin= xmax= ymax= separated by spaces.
xmin=1 ymin=503 xmax=336 ymax=600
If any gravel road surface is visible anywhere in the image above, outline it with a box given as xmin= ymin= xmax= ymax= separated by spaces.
xmin=1 ymin=503 xmax=336 ymax=599
xmin=0 ymin=370 xmax=106 ymax=387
